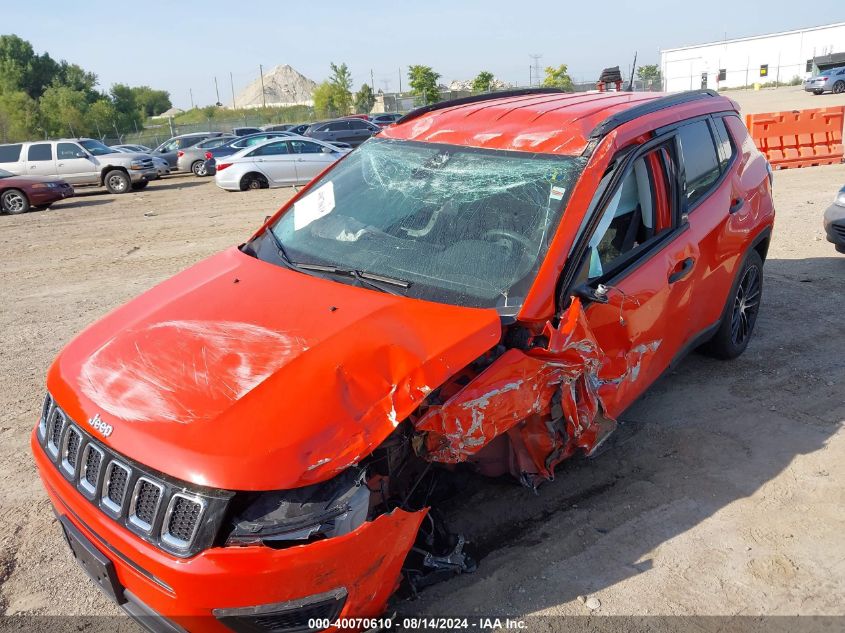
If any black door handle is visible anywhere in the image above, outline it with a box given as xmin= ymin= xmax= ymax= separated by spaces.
xmin=668 ymin=257 xmax=695 ymax=283
xmin=729 ymin=197 xmax=745 ymax=214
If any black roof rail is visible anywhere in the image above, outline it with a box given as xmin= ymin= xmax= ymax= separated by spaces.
xmin=396 ymin=88 xmax=566 ymax=125
xmin=588 ymin=89 xmax=720 ymax=139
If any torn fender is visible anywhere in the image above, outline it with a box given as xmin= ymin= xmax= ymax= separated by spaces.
xmin=415 ymin=300 xmax=658 ymax=481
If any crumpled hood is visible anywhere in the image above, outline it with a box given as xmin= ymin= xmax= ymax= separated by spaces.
xmin=48 ymin=247 xmax=501 ymax=490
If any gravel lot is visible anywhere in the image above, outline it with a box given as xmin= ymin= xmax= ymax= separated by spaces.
xmin=0 ymin=138 xmax=843 ymax=626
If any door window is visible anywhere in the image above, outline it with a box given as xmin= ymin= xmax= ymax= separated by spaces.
xmin=160 ymin=139 xmax=180 ymax=152
xmin=587 ymin=149 xmax=671 ymax=279
xmin=57 ymin=143 xmax=83 ymax=160
xmin=289 ymin=140 xmax=324 ymax=154
xmin=325 ymin=121 xmax=349 ymax=132
xmin=249 ymin=141 xmax=290 ymax=156
xmin=28 ymin=144 xmax=53 ymax=161
xmin=677 ymin=120 xmax=720 ymax=205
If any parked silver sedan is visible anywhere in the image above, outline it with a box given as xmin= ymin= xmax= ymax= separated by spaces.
xmin=110 ymin=146 xmax=170 ymax=178
xmin=214 ymin=137 xmax=349 ymax=191
xmin=804 ymin=66 xmax=845 ymax=95
xmin=176 ymin=135 xmax=237 ymax=176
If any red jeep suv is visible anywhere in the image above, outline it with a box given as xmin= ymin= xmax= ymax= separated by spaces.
xmin=33 ymin=88 xmax=774 ymax=631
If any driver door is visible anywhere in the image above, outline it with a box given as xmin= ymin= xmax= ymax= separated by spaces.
xmin=56 ymin=142 xmax=96 ymax=184
xmin=564 ymin=138 xmax=698 ymax=418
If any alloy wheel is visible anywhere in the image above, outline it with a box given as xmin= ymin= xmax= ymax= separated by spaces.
xmin=3 ymin=191 xmax=26 ymax=213
xmin=730 ymin=265 xmax=761 ymax=347
xmin=834 ymin=81 xmax=845 ymax=94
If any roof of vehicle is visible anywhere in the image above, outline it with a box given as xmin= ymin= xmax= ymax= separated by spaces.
xmin=380 ymin=89 xmax=736 ymax=155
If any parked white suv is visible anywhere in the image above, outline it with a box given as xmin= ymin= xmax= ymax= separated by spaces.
xmin=0 ymin=138 xmax=158 ymax=194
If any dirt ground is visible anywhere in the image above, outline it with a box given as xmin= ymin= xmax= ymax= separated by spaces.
xmin=0 ymin=157 xmax=843 ymax=628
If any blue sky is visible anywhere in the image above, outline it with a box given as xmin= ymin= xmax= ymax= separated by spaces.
xmin=5 ymin=1 xmax=844 ymax=109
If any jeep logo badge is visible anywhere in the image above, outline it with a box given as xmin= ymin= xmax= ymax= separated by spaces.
xmin=88 ymin=413 xmax=113 ymax=438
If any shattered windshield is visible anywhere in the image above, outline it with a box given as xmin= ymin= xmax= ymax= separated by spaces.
xmin=268 ymin=138 xmax=585 ymax=309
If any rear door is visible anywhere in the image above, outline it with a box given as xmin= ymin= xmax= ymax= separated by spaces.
xmin=562 ymin=137 xmax=699 ymax=418
xmin=56 ymin=142 xmax=96 ymax=184
xmin=249 ymin=140 xmax=297 ymax=186
xmin=25 ymin=143 xmax=56 ymax=176
xmin=670 ymin=116 xmax=739 ymax=337
xmin=288 ymin=140 xmax=337 ymax=183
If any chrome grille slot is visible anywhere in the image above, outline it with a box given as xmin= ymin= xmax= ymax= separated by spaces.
xmin=128 ymin=478 xmax=164 ymax=533
xmin=38 ymin=394 xmax=52 ymax=441
xmin=102 ymin=460 xmax=131 ymax=515
xmin=161 ymin=493 xmax=206 ymax=550
xmin=78 ymin=443 xmax=104 ymax=498
xmin=46 ymin=407 xmax=67 ymax=458
xmin=60 ymin=425 xmax=83 ymax=478
xmin=38 ymin=395 xmax=230 ymax=557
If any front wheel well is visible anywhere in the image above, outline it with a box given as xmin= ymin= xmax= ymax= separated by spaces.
xmin=100 ymin=166 xmax=128 ymax=184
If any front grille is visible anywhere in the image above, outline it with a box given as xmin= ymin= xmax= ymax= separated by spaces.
xmin=37 ymin=397 xmax=231 ymax=557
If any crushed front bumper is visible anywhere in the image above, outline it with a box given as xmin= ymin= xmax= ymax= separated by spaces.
xmin=33 ymin=430 xmax=425 ymax=632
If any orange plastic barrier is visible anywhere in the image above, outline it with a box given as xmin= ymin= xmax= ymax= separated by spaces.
xmin=745 ymin=106 xmax=844 ymax=169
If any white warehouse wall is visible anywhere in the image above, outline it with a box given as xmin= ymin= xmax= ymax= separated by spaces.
xmin=660 ymin=22 xmax=845 ymax=92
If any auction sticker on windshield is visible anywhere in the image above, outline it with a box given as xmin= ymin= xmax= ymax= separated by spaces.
xmin=294 ymin=181 xmax=335 ymax=230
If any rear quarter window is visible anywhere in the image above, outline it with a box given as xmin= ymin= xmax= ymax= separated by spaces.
xmin=677 ymin=120 xmax=720 ymax=206
xmin=0 ymin=144 xmax=22 ymax=162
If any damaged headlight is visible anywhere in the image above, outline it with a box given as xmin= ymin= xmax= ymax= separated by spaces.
xmin=225 ymin=469 xmax=371 ymax=545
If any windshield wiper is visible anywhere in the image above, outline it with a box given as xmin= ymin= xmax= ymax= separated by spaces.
xmin=294 ymin=263 xmax=411 ymax=295
xmin=264 ymin=227 xmax=299 ymax=270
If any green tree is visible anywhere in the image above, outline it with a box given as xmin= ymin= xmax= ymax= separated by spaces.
xmin=0 ymin=34 xmax=60 ymax=98
xmin=87 ymin=99 xmax=117 ymax=138
xmin=313 ymin=81 xmax=336 ymax=118
xmin=542 ymin=65 xmax=573 ymax=91
xmin=354 ymin=83 xmax=375 ymax=114
xmin=636 ymin=64 xmax=662 ymax=89
xmin=132 ymin=86 xmax=172 ymax=117
xmin=0 ymin=90 xmax=38 ymax=142
xmin=408 ymin=65 xmax=441 ymax=104
xmin=471 ymin=71 xmax=495 ymax=93
xmin=110 ymin=83 xmax=142 ymax=132
xmin=39 ymin=85 xmax=89 ymax=137
xmin=328 ymin=62 xmax=353 ymax=115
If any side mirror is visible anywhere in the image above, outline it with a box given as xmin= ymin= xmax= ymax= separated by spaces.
xmin=75 ymin=151 xmax=88 ymax=158
xmin=321 ymin=146 xmax=334 ymax=154
xmin=569 ymin=246 xmax=610 ymax=305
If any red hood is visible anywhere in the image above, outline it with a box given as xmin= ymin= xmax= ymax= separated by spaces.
xmin=47 ymin=247 xmax=501 ymax=490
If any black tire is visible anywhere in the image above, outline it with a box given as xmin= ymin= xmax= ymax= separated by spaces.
xmin=191 ymin=160 xmax=207 ymax=177
xmin=34 ymin=203 xmax=53 ymax=210
xmin=703 ymin=249 xmax=764 ymax=360
xmin=813 ymin=89 xmax=824 ymax=95
xmin=104 ymin=169 xmax=131 ymax=194
xmin=240 ymin=173 xmax=267 ymax=191
xmin=131 ymin=181 xmax=149 ymax=191
xmin=0 ymin=189 xmax=30 ymax=214
xmin=834 ymin=81 xmax=845 ymax=94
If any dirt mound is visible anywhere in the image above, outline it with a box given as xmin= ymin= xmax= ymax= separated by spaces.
xmin=235 ymin=64 xmax=317 ymax=108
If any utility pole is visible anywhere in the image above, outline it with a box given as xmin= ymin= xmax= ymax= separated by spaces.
xmin=230 ymin=72 xmax=236 ymax=109
xmin=529 ymin=54 xmax=543 ymax=87
xmin=398 ymin=68 xmax=402 ymax=93
xmin=371 ymin=68 xmax=375 ymax=90
xmin=259 ymin=64 xmax=267 ymax=109
xmin=529 ymin=65 xmax=532 ymax=87
xmin=214 ymin=76 xmax=221 ymax=105
xmin=189 ymin=88 xmax=194 ymax=109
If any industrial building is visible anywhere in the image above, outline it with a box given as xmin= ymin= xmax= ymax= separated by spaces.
xmin=660 ymin=22 xmax=845 ymax=92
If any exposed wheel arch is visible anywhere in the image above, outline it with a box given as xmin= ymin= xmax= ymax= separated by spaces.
xmin=239 ymin=172 xmax=268 ymax=191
